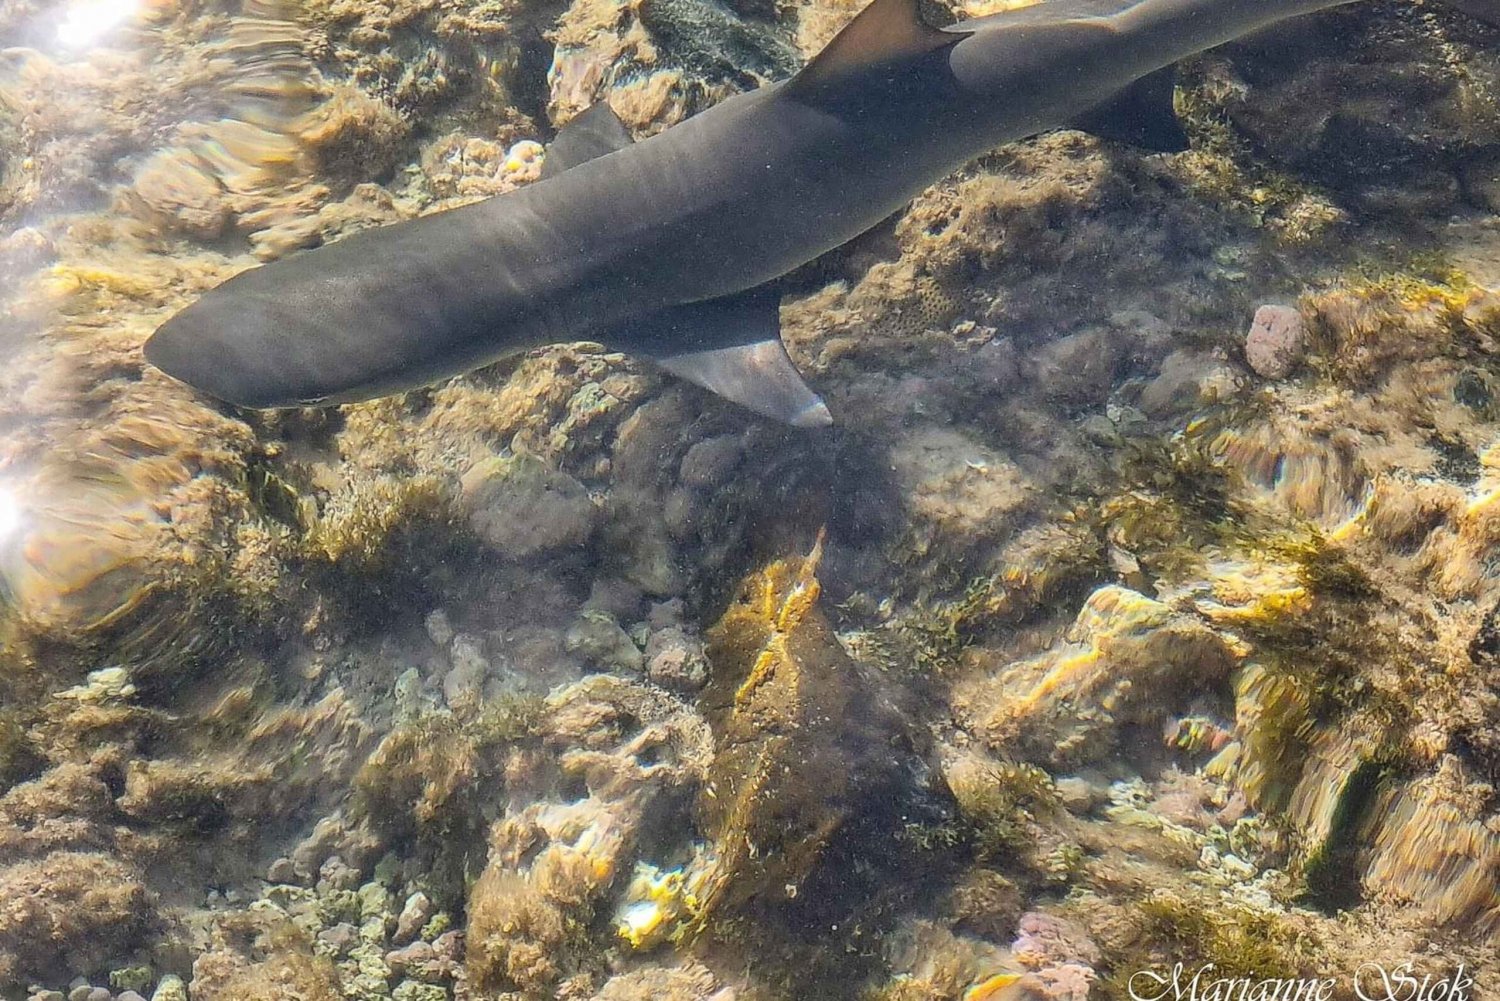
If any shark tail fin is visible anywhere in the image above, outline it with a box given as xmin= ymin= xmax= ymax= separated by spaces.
xmin=1431 ymin=0 xmax=1500 ymax=24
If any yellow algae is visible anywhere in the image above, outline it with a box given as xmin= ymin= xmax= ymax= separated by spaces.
xmin=987 ymin=584 xmax=1243 ymax=768
xmin=658 ymin=531 xmax=928 ymax=964
xmin=1185 ymin=555 xmax=1310 ymax=627
xmin=1228 ymin=663 xmax=1316 ymax=810
xmin=733 ymin=529 xmax=824 ymax=703
xmin=43 ymin=263 xmax=162 ymax=302
xmin=1009 ymin=586 xmax=1173 ymax=714
xmin=961 ymin=972 xmax=1024 ymax=1001
xmin=614 ymin=853 xmax=716 ymax=950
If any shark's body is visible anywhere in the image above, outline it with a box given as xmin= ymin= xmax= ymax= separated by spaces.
xmin=144 ymin=0 xmax=1498 ymax=424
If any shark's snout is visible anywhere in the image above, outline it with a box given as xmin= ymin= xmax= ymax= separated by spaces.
xmin=144 ymin=316 xmax=217 ymax=396
xmin=144 ymin=306 xmax=281 ymax=409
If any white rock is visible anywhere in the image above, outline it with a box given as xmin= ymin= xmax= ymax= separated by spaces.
xmin=424 ymin=609 xmax=454 ymax=648
xmin=394 ymin=891 xmax=434 ymax=944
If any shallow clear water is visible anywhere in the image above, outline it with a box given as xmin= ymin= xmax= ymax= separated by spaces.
xmin=0 ymin=0 xmax=1498 ymax=998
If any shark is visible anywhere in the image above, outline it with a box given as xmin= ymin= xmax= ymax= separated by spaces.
xmin=144 ymin=0 xmax=1500 ymax=426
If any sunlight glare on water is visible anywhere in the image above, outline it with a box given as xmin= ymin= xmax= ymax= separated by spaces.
xmin=0 ymin=483 xmax=21 ymax=548
xmin=54 ymin=0 xmax=140 ymax=49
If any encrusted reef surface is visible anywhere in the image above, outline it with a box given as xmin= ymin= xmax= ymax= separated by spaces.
xmin=2 ymin=0 xmax=1500 ymax=997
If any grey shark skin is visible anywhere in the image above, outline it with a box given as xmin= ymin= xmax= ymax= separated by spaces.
xmin=144 ymin=0 xmax=1499 ymax=425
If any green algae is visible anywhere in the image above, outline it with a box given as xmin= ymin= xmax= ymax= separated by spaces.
xmin=351 ymin=695 xmax=546 ymax=903
xmin=892 ymin=521 xmax=1108 ymax=674
xmin=1171 ymin=59 xmax=1344 ymax=245
xmin=950 ymin=761 xmax=1061 ymax=863
xmin=0 ymin=710 xmax=43 ymax=792
xmin=1297 ymin=758 xmax=1396 ymax=911
xmin=1096 ymin=892 xmax=1324 ymax=996
xmin=353 ymin=695 xmax=547 ymax=831
xmin=302 ymin=474 xmax=455 ymax=571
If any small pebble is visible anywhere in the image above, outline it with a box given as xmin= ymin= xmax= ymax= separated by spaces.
xmin=394 ymin=891 xmax=434 ymax=945
xmin=109 ymin=968 xmax=151 ymax=994
xmin=647 ymin=598 xmax=684 ymax=629
xmin=449 ymin=634 xmax=488 ymax=677
xmin=420 ymin=911 xmax=452 ymax=941
xmin=318 ymin=922 xmax=359 ymax=956
xmin=87 ymin=989 xmax=111 ymax=1001
xmin=392 ymin=980 xmax=448 ymax=1001
xmin=373 ymin=853 xmax=403 ymax=887
xmin=386 ymin=939 xmax=435 ymax=974
xmin=0 ymin=227 xmax=55 ymax=269
xmin=266 ymin=857 xmax=297 ymax=884
xmin=68 ymin=987 xmax=92 ymax=1001
xmin=29 ymin=993 xmax=66 ymax=1001
xmin=360 ymin=914 xmax=390 ymax=943
xmin=442 ymin=646 xmax=487 ymax=708
xmin=564 ymin=611 xmax=643 ymax=674
xmin=68 ymin=981 xmax=89 ymax=993
xmin=117 ymin=994 xmax=146 ymax=1001
xmin=1055 ymin=776 xmax=1105 ymax=815
xmin=318 ymin=854 xmax=360 ymax=892
xmin=424 ymin=609 xmax=454 ymax=648
xmin=431 ymin=929 xmax=464 ymax=962
xmin=644 ymin=626 xmax=709 ymax=691
xmin=678 ymin=434 xmax=744 ymax=487
xmin=358 ymin=880 xmax=394 ymax=921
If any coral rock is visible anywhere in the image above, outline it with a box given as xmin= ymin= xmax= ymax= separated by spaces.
xmin=981 ymin=586 xmax=1245 ymax=767
xmin=460 ymin=454 xmax=596 ymax=559
xmin=1244 ymin=304 xmax=1306 ymax=380
xmin=0 ymin=852 xmax=156 ymax=985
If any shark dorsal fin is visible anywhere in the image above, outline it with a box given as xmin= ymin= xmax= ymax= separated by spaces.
xmin=787 ymin=0 xmax=962 ymax=99
xmin=540 ymin=102 xmax=634 ymax=179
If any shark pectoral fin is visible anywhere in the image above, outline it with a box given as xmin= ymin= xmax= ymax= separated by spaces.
xmin=1069 ymin=66 xmax=1189 ymax=154
xmin=540 ymin=101 xmax=635 ymax=179
xmin=785 ymin=0 xmax=969 ymax=100
xmin=659 ymin=340 xmax=832 ymax=428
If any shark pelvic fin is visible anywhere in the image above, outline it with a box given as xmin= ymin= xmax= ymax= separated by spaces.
xmin=541 ymin=102 xmax=635 ymax=179
xmin=659 ymin=340 xmax=832 ymax=427
xmin=1069 ymin=66 xmax=1189 ymax=154
xmin=604 ymin=288 xmax=832 ymax=427
xmin=787 ymin=0 xmax=965 ymax=99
